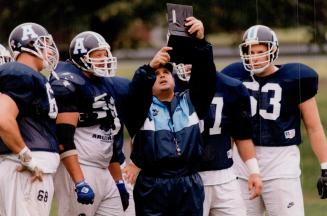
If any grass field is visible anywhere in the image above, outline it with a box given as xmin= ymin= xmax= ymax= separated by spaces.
xmin=51 ymin=56 xmax=327 ymax=215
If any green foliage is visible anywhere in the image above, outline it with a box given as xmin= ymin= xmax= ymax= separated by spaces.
xmin=1 ymin=0 xmax=326 ymax=51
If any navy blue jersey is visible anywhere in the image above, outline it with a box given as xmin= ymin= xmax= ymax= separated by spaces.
xmin=103 ymin=76 xmax=130 ymax=164
xmin=199 ymin=72 xmax=252 ymax=171
xmin=175 ymin=72 xmax=252 ymax=171
xmin=0 ymin=62 xmax=58 ymax=154
xmin=221 ymin=62 xmax=318 ymax=147
xmin=50 ymin=61 xmax=129 ymax=165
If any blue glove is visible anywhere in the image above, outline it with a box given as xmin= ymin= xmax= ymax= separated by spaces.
xmin=317 ymin=169 xmax=327 ymax=199
xmin=75 ymin=180 xmax=95 ymax=204
xmin=116 ymin=181 xmax=129 ymax=211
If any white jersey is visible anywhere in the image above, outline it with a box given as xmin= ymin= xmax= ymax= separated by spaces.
xmin=74 ymin=122 xmax=120 ymax=169
xmin=233 ymin=145 xmax=301 ymax=181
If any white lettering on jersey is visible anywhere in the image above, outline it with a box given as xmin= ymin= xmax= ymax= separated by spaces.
xmin=73 ymin=38 xmax=87 ymax=54
xmin=21 ymin=24 xmax=38 ymax=41
xmin=243 ymin=81 xmax=282 ymax=120
xmin=172 ymin=9 xmax=177 ymax=23
xmin=227 ymin=149 xmax=232 ymax=159
xmin=243 ymin=81 xmax=259 ymax=116
xmin=209 ymin=97 xmax=223 ymax=135
xmin=45 ymin=82 xmax=58 ymax=119
xmin=259 ymin=83 xmax=282 ymax=120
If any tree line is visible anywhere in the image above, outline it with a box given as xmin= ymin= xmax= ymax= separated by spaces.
xmin=0 ymin=0 xmax=325 ymax=51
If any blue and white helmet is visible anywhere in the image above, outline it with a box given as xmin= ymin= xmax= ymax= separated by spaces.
xmin=239 ymin=25 xmax=279 ymax=74
xmin=0 ymin=44 xmax=13 ymax=65
xmin=69 ymin=31 xmax=117 ymax=77
xmin=8 ymin=22 xmax=59 ymax=71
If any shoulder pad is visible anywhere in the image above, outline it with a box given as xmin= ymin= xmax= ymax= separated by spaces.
xmin=54 ymin=61 xmax=85 ymax=86
xmin=57 ymin=72 xmax=85 ymax=86
xmin=106 ymin=76 xmax=130 ymax=95
xmin=280 ymin=63 xmax=318 ymax=79
xmin=220 ymin=62 xmax=248 ymax=78
xmin=217 ymin=72 xmax=243 ymax=87
xmin=0 ymin=62 xmax=46 ymax=107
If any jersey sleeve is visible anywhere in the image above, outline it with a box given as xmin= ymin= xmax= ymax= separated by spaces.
xmin=230 ymin=83 xmax=253 ymax=140
xmin=299 ymin=66 xmax=318 ymax=103
xmin=188 ymin=39 xmax=217 ymax=119
xmin=124 ymin=64 xmax=156 ymax=137
xmin=110 ymin=122 xmax=125 ymax=164
xmin=50 ymin=75 xmax=80 ymax=113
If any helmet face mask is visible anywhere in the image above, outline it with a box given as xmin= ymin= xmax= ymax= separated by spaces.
xmin=33 ymin=35 xmax=59 ymax=72
xmin=0 ymin=44 xmax=13 ymax=65
xmin=8 ymin=23 xmax=59 ymax=71
xmin=70 ymin=31 xmax=117 ymax=77
xmin=174 ymin=63 xmax=192 ymax=82
xmin=239 ymin=25 xmax=279 ymax=74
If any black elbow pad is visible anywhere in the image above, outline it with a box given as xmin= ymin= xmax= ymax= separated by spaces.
xmin=56 ymin=123 xmax=76 ymax=154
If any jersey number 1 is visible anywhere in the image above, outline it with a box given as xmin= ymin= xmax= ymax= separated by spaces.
xmin=209 ymin=97 xmax=223 ymax=135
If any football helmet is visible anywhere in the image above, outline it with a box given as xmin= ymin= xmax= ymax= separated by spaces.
xmin=0 ymin=44 xmax=13 ymax=65
xmin=174 ymin=63 xmax=192 ymax=82
xmin=239 ymin=25 xmax=279 ymax=74
xmin=69 ymin=31 xmax=117 ymax=77
xmin=8 ymin=22 xmax=59 ymax=71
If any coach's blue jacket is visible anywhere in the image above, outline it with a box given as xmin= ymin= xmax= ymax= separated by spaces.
xmin=125 ymin=39 xmax=216 ymax=177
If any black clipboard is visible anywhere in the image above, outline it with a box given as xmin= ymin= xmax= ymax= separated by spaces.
xmin=167 ymin=3 xmax=193 ymax=37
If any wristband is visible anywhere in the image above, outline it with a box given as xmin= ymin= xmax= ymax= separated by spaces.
xmin=18 ymin=146 xmax=32 ymax=163
xmin=18 ymin=146 xmax=29 ymax=157
xmin=320 ymin=162 xmax=327 ymax=170
xmin=116 ymin=179 xmax=124 ymax=184
xmin=245 ymin=158 xmax=260 ymax=174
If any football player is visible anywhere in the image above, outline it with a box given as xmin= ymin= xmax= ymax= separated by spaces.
xmin=0 ymin=22 xmax=60 ymax=216
xmin=221 ymin=25 xmax=327 ymax=216
xmin=0 ymin=44 xmax=13 ymax=65
xmin=174 ymin=54 xmax=262 ymax=216
xmin=50 ymin=31 xmax=130 ymax=216
xmin=124 ymin=16 xmax=216 ymax=215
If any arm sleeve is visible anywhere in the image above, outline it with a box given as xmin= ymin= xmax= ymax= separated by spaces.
xmin=189 ymin=39 xmax=217 ymax=119
xmin=50 ymin=79 xmax=80 ymax=113
xmin=110 ymin=122 xmax=125 ymax=164
xmin=299 ymin=69 xmax=318 ymax=103
xmin=230 ymin=84 xmax=253 ymax=140
xmin=124 ymin=64 xmax=156 ymax=137
xmin=110 ymin=137 xmax=120 ymax=164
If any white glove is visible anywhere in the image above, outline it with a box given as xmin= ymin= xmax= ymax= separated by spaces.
xmin=18 ymin=146 xmax=43 ymax=181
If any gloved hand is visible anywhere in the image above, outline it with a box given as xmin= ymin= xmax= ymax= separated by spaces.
xmin=75 ymin=180 xmax=95 ymax=204
xmin=317 ymin=169 xmax=327 ymax=199
xmin=18 ymin=146 xmax=43 ymax=182
xmin=116 ymin=181 xmax=129 ymax=211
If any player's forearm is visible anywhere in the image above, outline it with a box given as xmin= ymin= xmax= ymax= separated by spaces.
xmin=236 ymin=139 xmax=260 ymax=174
xmin=308 ymin=127 xmax=327 ymax=164
xmin=0 ymin=117 xmax=26 ymax=154
xmin=108 ymin=162 xmax=123 ymax=182
xmin=235 ymin=139 xmax=256 ymax=161
xmin=62 ymin=155 xmax=85 ymax=183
